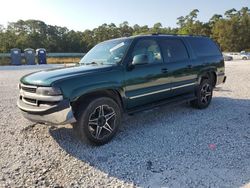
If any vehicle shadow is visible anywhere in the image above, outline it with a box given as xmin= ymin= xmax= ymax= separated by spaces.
xmin=213 ymin=87 xmax=232 ymax=92
xmin=49 ymin=97 xmax=250 ymax=187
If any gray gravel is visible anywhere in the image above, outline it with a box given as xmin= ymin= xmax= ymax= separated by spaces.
xmin=0 ymin=61 xmax=250 ymax=187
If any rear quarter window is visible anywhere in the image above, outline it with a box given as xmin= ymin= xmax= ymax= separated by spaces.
xmin=187 ymin=37 xmax=221 ymax=57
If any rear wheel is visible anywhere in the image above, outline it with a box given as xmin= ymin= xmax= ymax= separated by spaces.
xmin=74 ymin=97 xmax=121 ymax=145
xmin=191 ymin=78 xmax=213 ymax=109
xmin=242 ymin=57 xmax=247 ymax=60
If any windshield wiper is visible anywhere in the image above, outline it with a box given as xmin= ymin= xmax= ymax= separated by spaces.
xmin=85 ymin=61 xmax=103 ymax=65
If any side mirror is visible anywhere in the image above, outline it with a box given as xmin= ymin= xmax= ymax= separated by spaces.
xmin=132 ymin=54 xmax=148 ymax=65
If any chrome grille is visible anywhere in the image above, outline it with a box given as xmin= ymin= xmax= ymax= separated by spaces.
xmin=20 ymin=84 xmax=38 ymax=106
xmin=21 ymin=84 xmax=37 ymax=93
xmin=19 ymin=83 xmax=63 ymax=107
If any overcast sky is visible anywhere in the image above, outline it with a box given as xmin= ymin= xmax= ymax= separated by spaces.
xmin=0 ymin=0 xmax=249 ymax=31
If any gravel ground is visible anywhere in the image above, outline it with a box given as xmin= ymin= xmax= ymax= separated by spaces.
xmin=0 ymin=60 xmax=250 ymax=187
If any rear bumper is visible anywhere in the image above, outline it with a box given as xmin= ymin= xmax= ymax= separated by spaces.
xmin=223 ymin=76 xmax=227 ymax=83
xmin=216 ymin=72 xmax=226 ymax=85
xmin=17 ymin=99 xmax=76 ymax=125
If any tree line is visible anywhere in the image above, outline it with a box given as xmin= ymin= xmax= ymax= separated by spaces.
xmin=0 ymin=7 xmax=249 ymax=53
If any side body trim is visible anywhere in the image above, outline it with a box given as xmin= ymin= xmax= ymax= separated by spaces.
xmin=129 ymin=82 xmax=196 ymax=99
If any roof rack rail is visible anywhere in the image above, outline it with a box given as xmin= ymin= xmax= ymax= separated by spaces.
xmin=149 ymin=33 xmax=208 ymax=37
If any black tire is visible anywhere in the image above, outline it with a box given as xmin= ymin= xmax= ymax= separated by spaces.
xmin=74 ymin=97 xmax=121 ymax=145
xmin=242 ymin=57 xmax=247 ymax=60
xmin=71 ymin=122 xmax=79 ymax=134
xmin=191 ymin=78 xmax=213 ymax=109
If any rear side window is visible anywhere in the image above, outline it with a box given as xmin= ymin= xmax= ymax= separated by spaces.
xmin=160 ymin=39 xmax=189 ymax=62
xmin=187 ymin=37 xmax=221 ymax=57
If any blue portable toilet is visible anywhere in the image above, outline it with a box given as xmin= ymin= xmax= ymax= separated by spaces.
xmin=36 ymin=48 xmax=47 ymax=64
xmin=10 ymin=48 xmax=21 ymax=65
xmin=24 ymin=48 xmax=35 ymax=65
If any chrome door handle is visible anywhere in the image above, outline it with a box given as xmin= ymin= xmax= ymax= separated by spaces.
xmin=161 ymin=68 xmax=168 ymax=73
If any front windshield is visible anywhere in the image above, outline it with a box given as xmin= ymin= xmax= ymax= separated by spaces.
xmin=79 ymin=39 xmax=132 ymax=65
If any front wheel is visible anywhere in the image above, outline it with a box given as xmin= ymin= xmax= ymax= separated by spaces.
xmin=242 ymin=57 xmax=247 ymax=60
xmin=75 ymin=97 xmax=121 ymax=145
xmin=191 ymin=79 xmax=213 ymax=109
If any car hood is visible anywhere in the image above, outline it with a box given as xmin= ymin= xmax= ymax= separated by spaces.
xmin=20 ymin=64 xmax=113 ymax=86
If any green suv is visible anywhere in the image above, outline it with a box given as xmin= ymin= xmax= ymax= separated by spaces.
xmin=17 ymin=34 xmax=226 ymax=145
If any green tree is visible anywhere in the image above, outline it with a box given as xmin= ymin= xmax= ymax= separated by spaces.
xmin=225 ymin=8 xmax=237 ymax=18
xmin=177 ymin=9 xmax=210 ymax=36
xmin=211 ymin=7 xmax=250 ymax=51
xmin=152 ymin=22 xmax=162 ymax=33
xmin=118 ymin=21 xmax=133 ymax=37
xmin=209 ymin=14 xmax=222 ymax=28
xmin=0 ymin=8 xmax=249 ymax=53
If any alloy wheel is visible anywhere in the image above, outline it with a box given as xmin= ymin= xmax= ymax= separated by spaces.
xmin=200 ymin=83 xmax=212 ymax=104
xmin=88 ymin=105 xmax=116 ymax=140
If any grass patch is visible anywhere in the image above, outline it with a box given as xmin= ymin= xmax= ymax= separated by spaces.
xmin=47 ymin=57 xmax=81 ymax=64
xmin=0 ymin=57 xmax=81 ymax=65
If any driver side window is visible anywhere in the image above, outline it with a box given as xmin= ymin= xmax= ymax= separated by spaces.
xmin=132 ymin=39 xmax=163 ymax=64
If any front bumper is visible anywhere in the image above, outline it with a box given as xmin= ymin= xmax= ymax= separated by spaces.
xmin=17 ymin=99 xmax=76 ymax=125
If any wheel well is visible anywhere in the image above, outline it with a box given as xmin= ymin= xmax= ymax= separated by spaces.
xmin=209 ymin=72 xmax=217 ymax=87
xmin=200 ymin=71 xmax=217 ymax=87
xmin=71 ymin=89 xmax=123 ymax=119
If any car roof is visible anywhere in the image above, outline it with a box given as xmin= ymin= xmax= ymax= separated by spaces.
xmin=108 ymin=34 xmax=210 ymax=41
xmin=102 ymin=34 xmax=211 ymax=44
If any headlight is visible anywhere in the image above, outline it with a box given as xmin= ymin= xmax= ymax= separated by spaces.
xmin=36 ymin=87 xmax=62 ymax=96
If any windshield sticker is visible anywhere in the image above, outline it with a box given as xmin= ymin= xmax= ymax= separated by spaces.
xmin=110 ymin=42 xmax=125 ymax=52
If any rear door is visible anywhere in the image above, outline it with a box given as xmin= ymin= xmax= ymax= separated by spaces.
xmin=158 ymin=37 xmax=197 ymax=96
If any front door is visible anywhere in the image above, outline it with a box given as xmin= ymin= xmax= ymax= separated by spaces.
xmin=124 ymin=38 xmax=172 ymax=109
